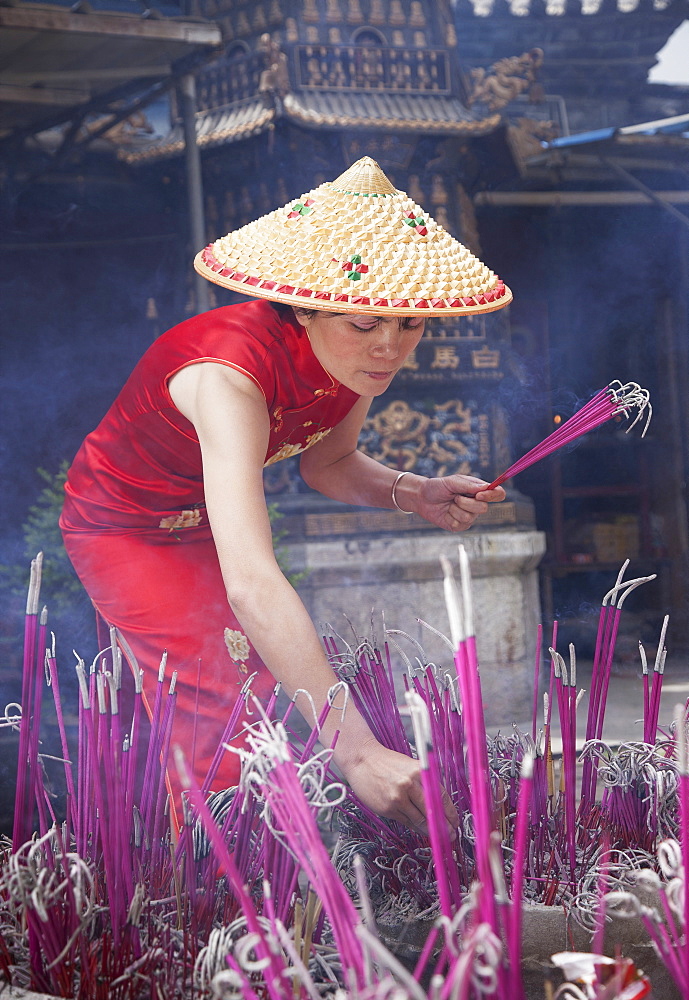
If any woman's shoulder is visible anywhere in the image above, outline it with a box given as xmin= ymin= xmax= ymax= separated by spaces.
xmin=133 ymin=299 xmax=301 ymax=408
xmin=160 ymin=299 xmax=295 ymax=354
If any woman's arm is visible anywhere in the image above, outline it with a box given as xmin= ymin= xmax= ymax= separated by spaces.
xmin=168 ymin=362 xmax=457 ymax=835
xmin=300 ymin=395 xmax=506 ymax=531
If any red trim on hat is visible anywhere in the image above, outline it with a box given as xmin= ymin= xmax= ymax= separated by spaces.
xmin=199 ymin=242 xmax=510 ymax=315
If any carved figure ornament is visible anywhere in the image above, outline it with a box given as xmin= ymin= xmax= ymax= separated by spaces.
xmin=467 ymin=48 xmax=544 ymax=112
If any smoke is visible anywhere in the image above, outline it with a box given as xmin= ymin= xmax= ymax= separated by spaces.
xmin=0 ymin=217 xmax=191 ymax=760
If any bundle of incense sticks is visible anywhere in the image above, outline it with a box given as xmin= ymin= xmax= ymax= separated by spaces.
xmin=486 ymin=380 xmax=651 ymax=490
xmin=4 ymin=555 xmax=688 ymax=1000
xmin=2 ymin=580 xmax=513 ymax=1000
xmin=600 ymin=708 xmax=689 ymax=999
xmin=4 ymin=564 xmax=359 ymax=997
xmin=333 ymin=558 xmax=681 ymax=922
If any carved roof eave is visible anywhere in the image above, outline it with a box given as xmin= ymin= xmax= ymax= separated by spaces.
xmin=282 ymin=92 xmax=502 ymax=135
xmin=118 ymin=93 xmax=502 ymax=165
xmin=119 ymin=97 xmax=276 ymax=165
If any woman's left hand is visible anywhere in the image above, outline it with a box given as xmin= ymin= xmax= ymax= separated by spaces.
xmin=299 ymin=404 xmax=505 ymax=533
xmin=412 ymin=475 xmax=506 ymax=533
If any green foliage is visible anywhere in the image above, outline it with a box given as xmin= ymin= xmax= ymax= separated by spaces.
xmin=268 ymin=502 xmax=309 ymax=588
xmin=0 ymin=461 xmax=84 ymax=614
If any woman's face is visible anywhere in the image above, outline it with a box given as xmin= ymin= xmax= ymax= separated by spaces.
xmin=293 ymin=309 xmax=426 ymax=396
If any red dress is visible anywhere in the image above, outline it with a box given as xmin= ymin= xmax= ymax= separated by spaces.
xmin=60 ymin=299 xmax=359 ymax=804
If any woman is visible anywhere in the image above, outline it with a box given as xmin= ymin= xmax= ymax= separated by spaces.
xmin=60 ymin=156 xmax=511 ymax=835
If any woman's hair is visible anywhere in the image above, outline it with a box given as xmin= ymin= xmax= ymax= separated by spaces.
xmin=269 ymin=301 xmax=301 ymax=319
xmin=272 ymin=302 xmax=428 ymax=328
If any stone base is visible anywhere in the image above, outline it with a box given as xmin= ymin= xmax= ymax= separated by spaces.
xmin=376 ymin=897 xmax=680 ymax=1000
xmin=284 ymin=525 xmax=546 ymax=726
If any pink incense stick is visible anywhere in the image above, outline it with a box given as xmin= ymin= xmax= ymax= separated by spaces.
xmin=45 ymin=635 xmax=78 ymax=838
xmin=531 ymin=624 xmax=543 ymax=743
xmin=645 ymin=615 xmax=669 ymax=743
xmin=174 ymin=748 xmax=289 ymax=1000
xmin=441 ymin=549 xmax=499 ymax=933
xmin=508 ymin=752 xmax=533 ymax=1000
xmin=486 ymin=380 xmax=651 ymax=490
xmin=406 ymin=691 xmax=462 ymax=918
xmin=13 ymin=554 xmax=42 ymax=850
xmin=675 ymin=703 xmax=689 ymax=983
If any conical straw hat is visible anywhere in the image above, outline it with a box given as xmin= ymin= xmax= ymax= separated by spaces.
xmin=194 ymin=156 xmax=512 ymax=316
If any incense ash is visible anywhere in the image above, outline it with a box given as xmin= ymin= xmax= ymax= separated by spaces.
xmin=1 ymin=552 xmax=687 ymax=1000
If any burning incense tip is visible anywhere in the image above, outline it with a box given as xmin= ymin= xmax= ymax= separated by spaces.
xmin=457 ymin=545 xmax=474 ymax=638
xmin=440 ymin=554 xmax=463 ymax=648
xmin=25 ymin=553 xmax=43 ymax=616
xmin=405 ymin=691 xmax=431 ymax=768
xmin=639 ymin=642 xmax=648 ymax=675
xmin=521 ymin=752 xmax=535 ymax=780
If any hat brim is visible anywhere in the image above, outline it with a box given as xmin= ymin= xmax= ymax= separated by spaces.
xmin=194 ymin=248 xmax=513 ymax=317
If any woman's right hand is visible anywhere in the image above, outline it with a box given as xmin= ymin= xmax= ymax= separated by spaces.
xmin=336 ymin=737 xmax=458 ymax=839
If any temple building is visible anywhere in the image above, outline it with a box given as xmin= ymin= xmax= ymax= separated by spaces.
xmin=2 ymin=0 xmax=688 ymax=717
xmin=453 ymin=0 xmax=689 ymax=652
xmin=113 ymin=0 xmax=563 ymax=711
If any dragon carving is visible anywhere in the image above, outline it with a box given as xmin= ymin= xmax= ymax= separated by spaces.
xmin=467 ymin=48 xmax=544 ymax=112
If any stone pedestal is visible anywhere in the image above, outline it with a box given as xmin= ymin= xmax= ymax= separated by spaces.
xmin=280 ymin=503 xmax=546 ymax=725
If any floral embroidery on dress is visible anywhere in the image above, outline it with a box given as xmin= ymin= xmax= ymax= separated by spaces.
xmin=264 ymin=427 xmax=333 ymax=467
xmin=305 ymin=428 xmax=332 ymax=448
xmin=159 ymin=509 xmax=202 ymax=531
xmin=224 ymin=628 xmax=251 ymax=671
xmin=272 ymin=405 xmax=284 ymax=432
xmin=264 ymin=442 xmax=305 ymax=467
